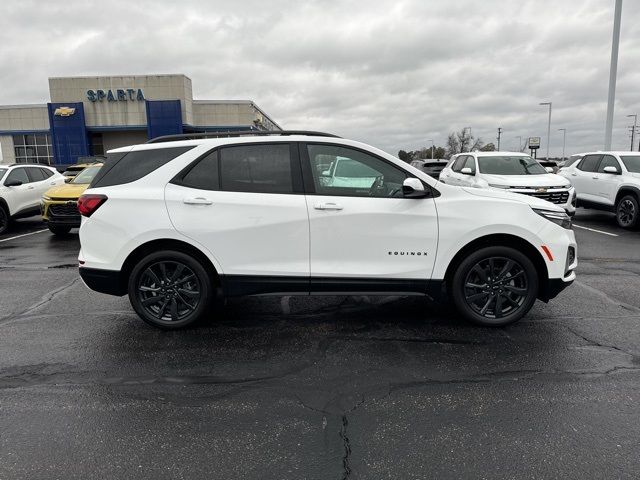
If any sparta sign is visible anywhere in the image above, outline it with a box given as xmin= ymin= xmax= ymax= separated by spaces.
xmin=87 ymin=89 xmax=145 ymax=102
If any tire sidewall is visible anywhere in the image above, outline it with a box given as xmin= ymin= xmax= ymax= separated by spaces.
xmin=48 ymin=225 xmax=72 ymax=236
xmin=451 ymin=246 xmax=539 ymax=327
xmin=128 ymin=250 xmax=212 ymax=330
xmin=616 ymin=194 xmax=639 ymax=229
xmin=0 ymin=206 xmax=9 ymax=235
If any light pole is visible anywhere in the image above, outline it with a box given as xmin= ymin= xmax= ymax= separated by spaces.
xmin=539 ymin=102 xmax=552 ymax=159
xmin=515 ymin=136 xmax=522 ymax=151
xmin=627 ymin=114 xmax=637 ymax=150
xmin=497 ymin=127 xmax=502 ymax=150
xmin=558 ymin=128 xmax=566 ymax=160
xmin=427 ymin=139 xmax=435 ymax=159
xmin=605 ymin=0 xmax=623 ymax=150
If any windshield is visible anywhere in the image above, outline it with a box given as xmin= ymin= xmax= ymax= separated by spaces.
xmin=620 ymin=156 xmax=640 ymax=173
xmin=72 ymin=165 xmax=102 ymax=184
xmin=477 ymin=156 xmax=547 ymax=175
xmin=334 ymin=159 xmax=378 ymax=178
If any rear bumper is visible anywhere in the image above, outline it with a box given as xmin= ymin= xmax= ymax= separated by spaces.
xmin=79 ymin=267 xmax=126 ymax=296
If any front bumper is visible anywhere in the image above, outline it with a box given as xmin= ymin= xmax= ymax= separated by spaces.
xmin=41 ymin=200 xmax=81 ymax=227
xmin=79 ymin=267 xmax=126 ymax=296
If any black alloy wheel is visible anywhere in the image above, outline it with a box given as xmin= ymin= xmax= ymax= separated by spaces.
xmin=451 ymin=246 xmax=538 ymax=327
xmin=128 ymin=250 xmax=213 ymax=329
xmin=616 ymin=195 xmax=639 ymax=229
xmin=0 ymin=206 xmax=8 ymax=235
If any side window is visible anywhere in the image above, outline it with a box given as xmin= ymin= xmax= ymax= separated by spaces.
xmin=597 ymin=155 xmax=620 ymax=173
xmin=463 ymin=156 xmax=476 ymax=173
xmin=179 ymin=150 xmax=220 ymax=190
xmin=578 ymin=154 xmax=601 ymax=172
xmin=452 ymin=155 xmax=468 ymax=172
xmin=220 ymin=144 xmax=293 ymax=194
xmin=26 ymin=167 xmax=46 ymax=182
xmin=307 ymin=144 xmax=407 ymax=198
xmin=5 ymin=168 xmax=30 ymax=185
xmin=40 ymin=168 xmax=54 ymax=178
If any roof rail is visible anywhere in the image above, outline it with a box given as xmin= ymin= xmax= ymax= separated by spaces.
xmin=147 ymin=130 xmax=341 ymax=144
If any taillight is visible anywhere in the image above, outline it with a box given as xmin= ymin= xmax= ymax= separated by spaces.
xmin=77 ymin=194 xmax=107 ymax=217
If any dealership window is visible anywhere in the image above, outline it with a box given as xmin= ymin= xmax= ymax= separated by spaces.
xmin=90 ymin=133 xmax=104 ymax=156
xmin=13 ymin=134 xmax=53 ymax=165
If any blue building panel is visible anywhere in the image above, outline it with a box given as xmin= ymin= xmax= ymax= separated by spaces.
xmin=146 ymin=100 xmax=183 ymax=140
xmin=47 ymin=102 xmax=90 ymax=166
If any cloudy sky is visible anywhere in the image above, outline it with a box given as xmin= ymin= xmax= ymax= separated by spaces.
xmin=1 ymin=0 xmax=639 ymax=157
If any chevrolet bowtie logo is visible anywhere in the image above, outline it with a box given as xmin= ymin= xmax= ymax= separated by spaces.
xmin=535 ymin=187 xmax=548 ymax=193
xmin=54 ymin=106 xmax=76 ymax=117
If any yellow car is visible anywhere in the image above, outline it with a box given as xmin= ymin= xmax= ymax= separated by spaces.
xmin=61 ymin=162 xmax=101 ymax=183
xmin=41 ymin=164 xmax=103 ymax=235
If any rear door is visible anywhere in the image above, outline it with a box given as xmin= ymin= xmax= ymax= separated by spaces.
xmin=165 ymin=143 xmax=310 ymax=289
xmin=571 ymin=154 xmax=602 ymax=203
xmin=302 ymin=142 xmax=438 ymax=291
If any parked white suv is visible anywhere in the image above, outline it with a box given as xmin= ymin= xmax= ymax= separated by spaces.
xmin=439 ymin=151 xmax=576 ymax=215
xmin=558 ymin=151 xmax=640 ymax=228
xmin=78 ymin=132 xmax=577 ymax=329
xmin=0 ymin=164 xmax=65 ymax=234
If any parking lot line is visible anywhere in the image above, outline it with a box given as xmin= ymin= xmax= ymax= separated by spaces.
xmin=0 ymin=229 xmax=49 ymax=244
xmin=572 ymin=223 xmax=619 ymax=237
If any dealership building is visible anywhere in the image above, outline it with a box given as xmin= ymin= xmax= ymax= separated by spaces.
xmin=0 ymin=74 xmax=281 ymax=166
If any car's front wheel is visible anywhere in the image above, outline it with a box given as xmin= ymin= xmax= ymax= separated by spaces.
xmin=128 ymin=250 xmax=213 ymax=330
xmin=0 ymin=206 xmax=8 ymax=235
xmin=451 ymin=246 xmax=538 ymax=327
xmin=616 ymin=194 xmax=639 ymax=229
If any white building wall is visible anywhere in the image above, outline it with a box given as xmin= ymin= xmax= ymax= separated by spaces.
xmin=0 ymin=105 xmax=49 ymax=131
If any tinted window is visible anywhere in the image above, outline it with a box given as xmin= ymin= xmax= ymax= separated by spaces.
xmin=451 ymin=155 xmax=467 ymax=172
xmin=620 ymin=155 xmax=640 ymax=173
xmin=478 ymin=156 xmax=546 ymax=175
xmin=26 ymin=167 xmax=46 ymax=182
xmin=180 ymin=150 xmax=220 ymax=190
xmin=564 ymin=155 xmax=582 ymax=168
xmin=5 ymin=168 xmax=30 ymax=185
xmin=220 ymin=144 xmax=292 ymax=194
xmin=307 ymin=144 xmax=407 ymax=198
xmin=91 ymin=147 xmax=194 ymax=188
xmin=40 ymin=168 xmax=54 ymax=178
xmin=578 ymin=154 xmax=601 ymax=172
xmin=597 ymin=155 xmax=620 ymax=173
xmin=72 ymin=165 xmax=102 ymax=184
xmin=0 ymin=168 xmax=7 ymax=180
xmin=462 ymin=156 xmax=476 ymax=172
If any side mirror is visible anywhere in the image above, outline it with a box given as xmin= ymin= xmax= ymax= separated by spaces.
xmin=460 ymin=167 xmax=475 ymax=175
xmin=321 ymin=170 xmax=330 ymax=177
xmin=603 ymin=166 xmax=619 ymax=174
xmin=64 ymin=177 xmax=73 ymax=183
xmin=4 ymin=180 xmax=22 ymax=187
xmin=545 ymin=167 xmax=554 ymax=173
xmin=402 ymin=178 xmax=428 ymax=198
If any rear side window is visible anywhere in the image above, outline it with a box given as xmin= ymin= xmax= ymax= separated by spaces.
xmin=578 ymin=154 xmax=601 ymax=172
xmin=91 ymin=146 xmax=194 ymax=188
xmin=179 ymin=150 xmax=220 ymax=190
xmin=219 ymin=144 xmax=293 ymax=194
xmin=40 ymin=168 xmax=54 ymax=178
xmin=26 ymin=167 xmax=46 ymax=182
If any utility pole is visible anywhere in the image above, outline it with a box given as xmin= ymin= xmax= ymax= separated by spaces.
xmin=515 ymin=136 xmax=522 ymax=151
xmin=426 ymin=139 xmax=434 ymax=159
xmin=558 ymin=128 xmax=566 ymax=160
xmin=540 ymin=102 xmax=552 ymax=159
xmin=605 ymin=0 xmax=623 ymax=150
xmin=497 ymin=127 xmax=502 ymax=151
xmin=627 ymin=114 xmax=637 ymax=150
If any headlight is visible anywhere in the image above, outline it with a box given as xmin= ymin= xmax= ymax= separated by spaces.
xmin=533 ymin=208 xmax=572 ymax=229
xmin=42 ymin=195 xmax=51 ymax=201
xmin=488 ymin=184 xmax=510 ymax=189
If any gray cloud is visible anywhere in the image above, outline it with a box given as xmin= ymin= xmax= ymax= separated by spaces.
xmin=0 ymin=0 xmax=639 ymax=156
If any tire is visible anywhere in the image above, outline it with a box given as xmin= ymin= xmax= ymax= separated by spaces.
xmin=48 ymin=224 xmax=72 ymax=236
xmin=0 ymin=205 xmax=8 ymax=235
xmin=615 ymin=194 xmax=639 ymax=229
xmin=450 ymin=246 xmax=538 ymax=327
xmin=127 ymin=250 xmax=213 ymax=330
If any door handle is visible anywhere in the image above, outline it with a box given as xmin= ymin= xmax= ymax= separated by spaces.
xmin=571 ymin=173 xmax=577 ymax=176
xmin=314 ymin=202 xmax=343 ymax=210
xmin=50 ymin=182 xmax=57 ymax=185
xmin=27 ymin=186 xmax=35 ymax=190
xmin=183 ymin=197 xmax=213 ymax=205
xmin=592 ymin=176 xmax=598 ymax=179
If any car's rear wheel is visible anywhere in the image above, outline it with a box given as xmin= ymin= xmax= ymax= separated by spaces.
xmin=48 ymin=224 xmax=72 ymax=236
xmin=0 ymin=206 xmax=8 ymax=235
xmin=615 ymin=194 xmax=639 ymax=229
xmin=451 ymin=246 xmax=538 ymax=327
xmin=128 ymin=250 xmax=213 ymax=330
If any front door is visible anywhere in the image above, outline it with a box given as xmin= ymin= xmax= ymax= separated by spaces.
xmin=592 ymin=155 xmax=623 ymax=206
xmin=165 ymin=143 xmax=310 ymax=293
xmin=3 ymin=167 xmax=35 ymax=214
xmin=302 ymin=143 xmax=438 ymax=292
xmin=571 ymin=154 xmax=602 ymax=203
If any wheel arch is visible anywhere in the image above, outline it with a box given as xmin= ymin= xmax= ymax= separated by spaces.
xmin=0 ymin=197 xmax=9 ymax=214
xmin=119 ymin=238 xmax=220 ymax=295
xmin=614 ymin=186 xmax=640 ymax=205
xmin=443 ymin=233 xmax=551 ymax=301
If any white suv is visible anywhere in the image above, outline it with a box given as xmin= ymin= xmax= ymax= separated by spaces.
xmin=0 ymin=164 xmax=65 ymax=234
xmin=77 ymin=132 xmax=577 ymax=329
xmin=558 ymin=152 xmax=640 ymax=229
xmin=439 ymin=151 xmax=576 ymax=215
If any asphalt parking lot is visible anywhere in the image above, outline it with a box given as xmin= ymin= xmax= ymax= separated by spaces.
xmin=1 ymin=211 xmax=640 ymax=479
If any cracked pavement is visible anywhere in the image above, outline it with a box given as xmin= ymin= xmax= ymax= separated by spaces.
xmin=1 ymin=211 xmax=640 ymax=479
